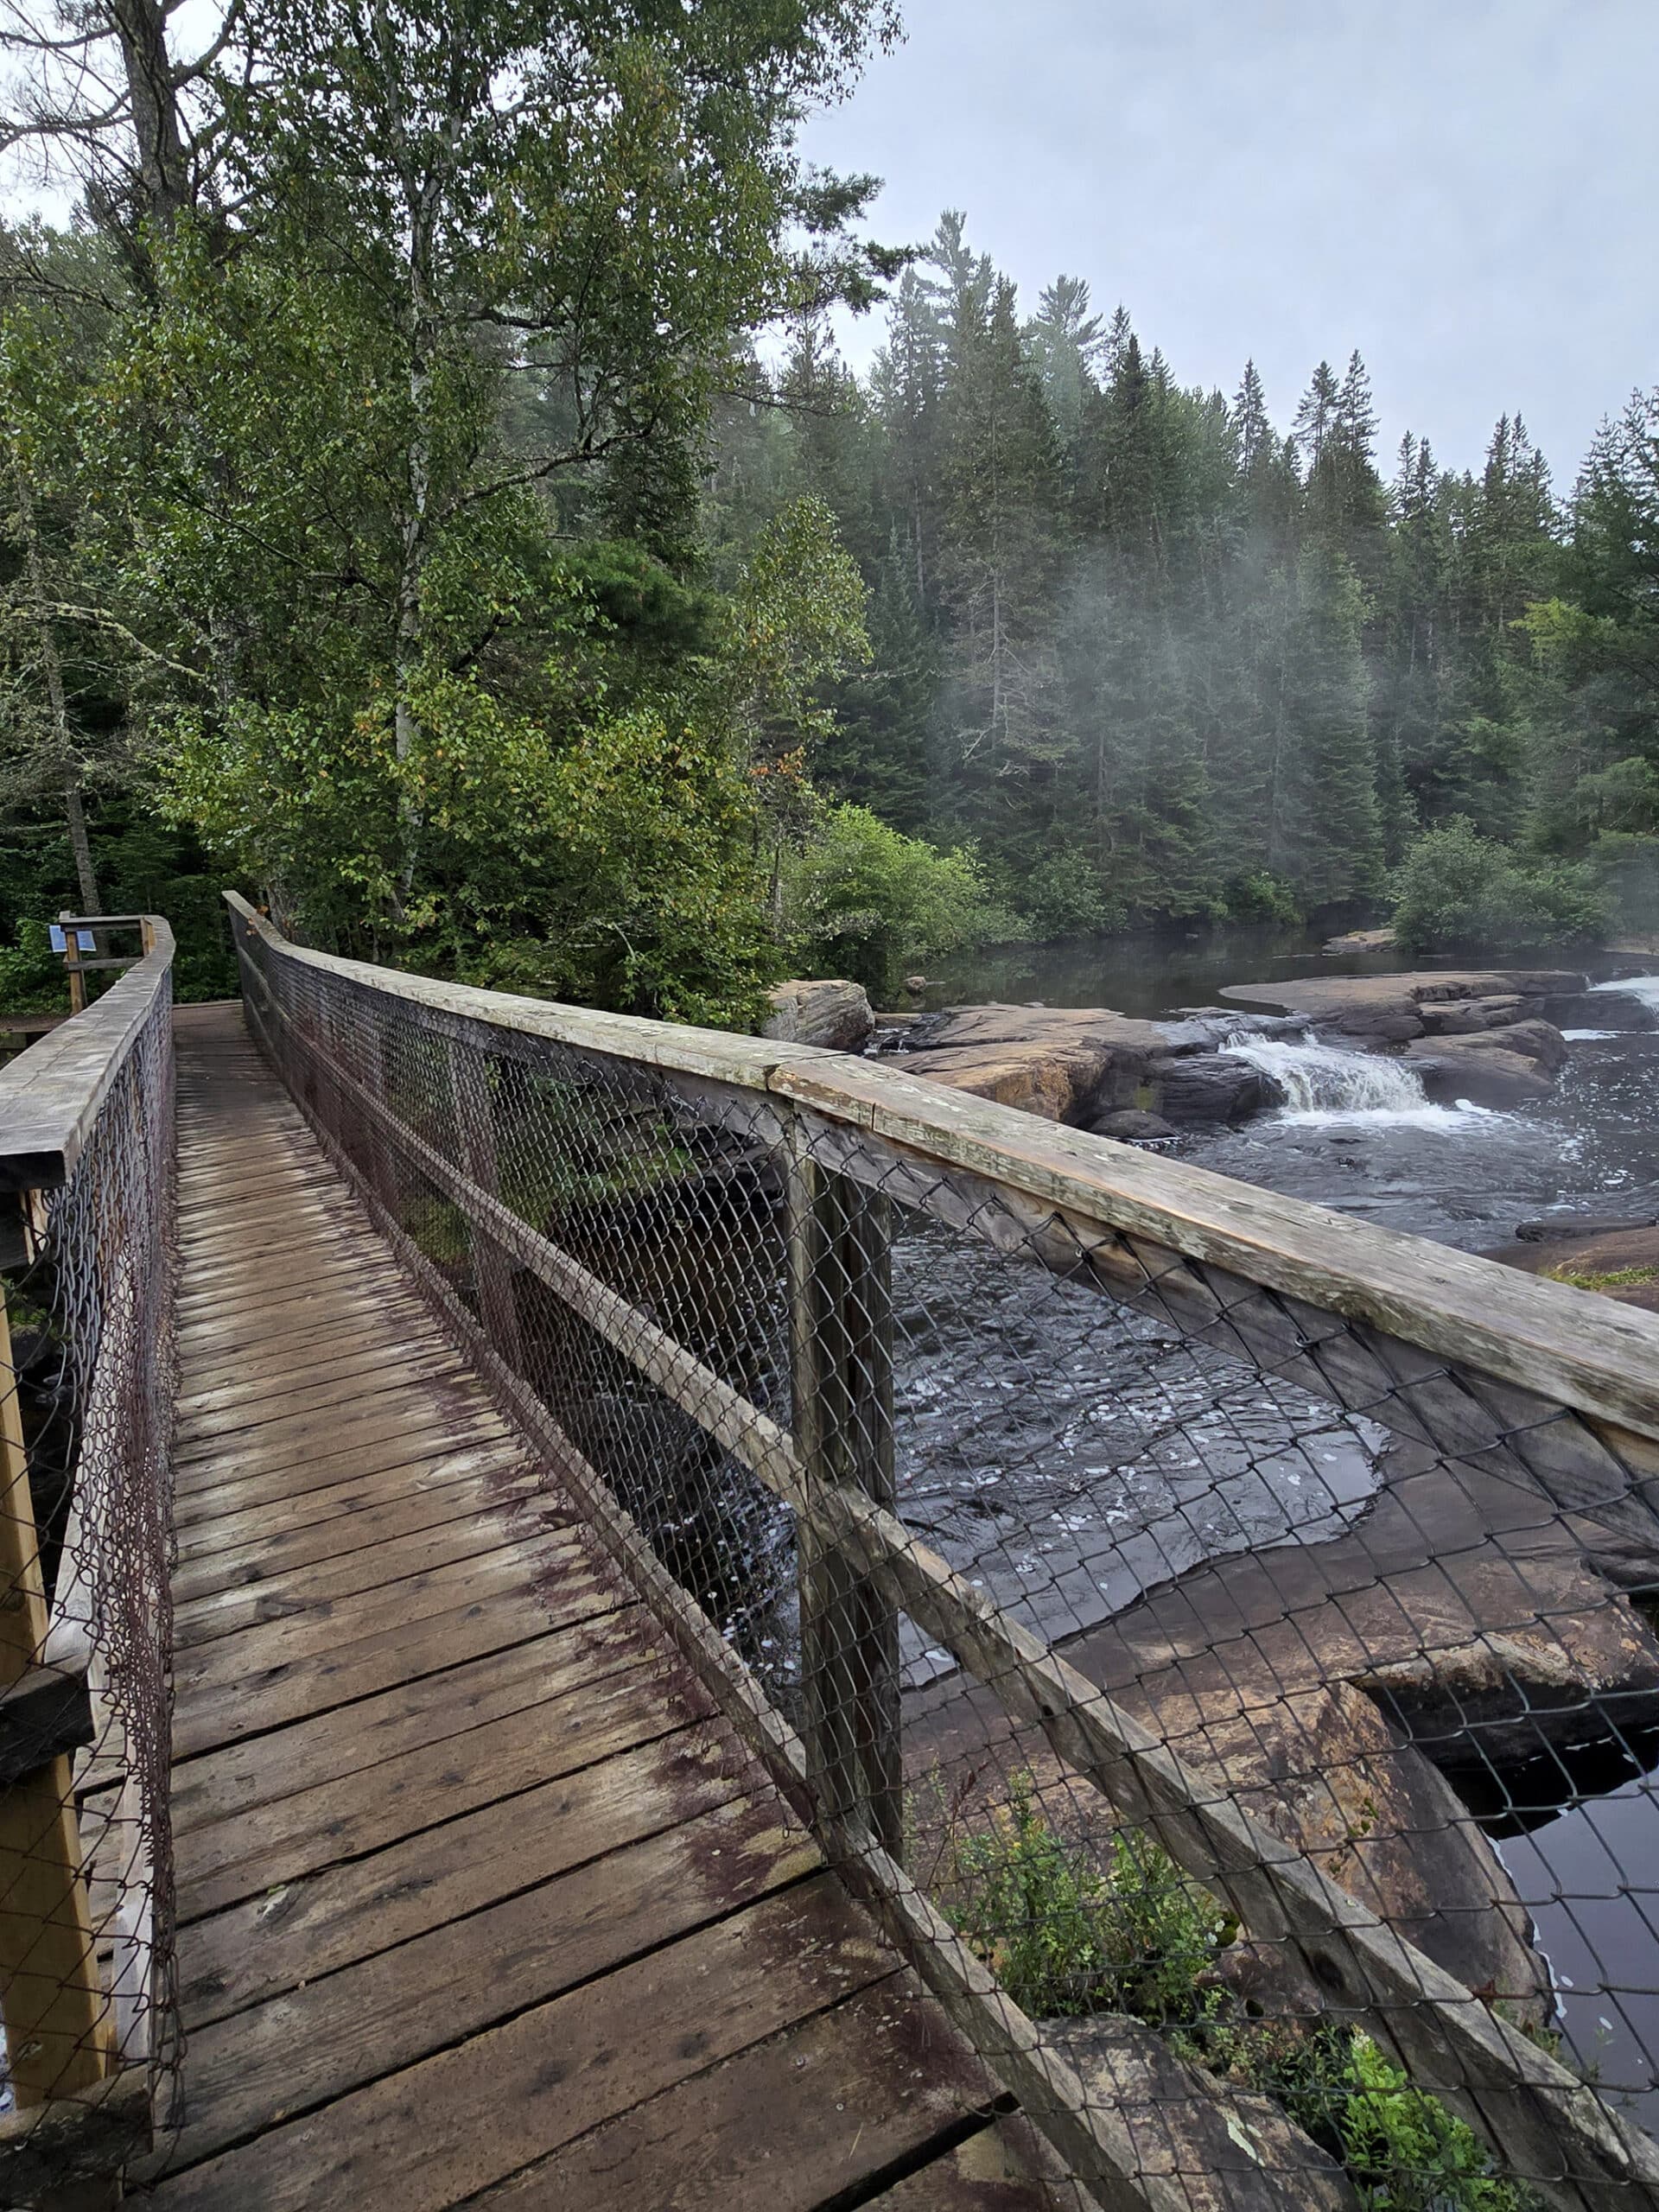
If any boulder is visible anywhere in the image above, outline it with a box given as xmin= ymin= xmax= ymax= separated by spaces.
xmin=1405 ymin=1041 xmax=1554 ymax=1107
xmin=902 ymin=973 xmax=928 ymax=995
xmin=892 ymin=1003 xmax=1167 ymax=1123
xmin=1465 ymin=1018 xmax=1568 ymax=1071
xmin=1040 ymin=2014 xmax=1358 ymax=2211
xmin=1322 ymin=926 xmax=1397 ymax=956
xmin=1122 ymin=1675 xmax=1552 ymax=2025
xmin=1087 ymin=1108 xmax=1178 ymax=1143
xmin=1221 ymin=969 xmax=1583 ymax=1032
xmin=1417 ymin=995 xmax=1524 ymax=1036
xmin=761 ymin=979 xmax=874 ymax=1053
xmin=1148 ymin=1053 xmax=1270 ymax=1125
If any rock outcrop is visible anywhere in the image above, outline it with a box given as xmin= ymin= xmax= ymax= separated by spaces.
xmin=1219 ymin=969 xmax=1583 ymax=1038
xmin=876 ymin=1003 xmax=1169 ymax=1123
xmin=761 ymin=978 xmax=874 ymax=1052
xmin=1041 ymin=2014 xmax=1359 ymax=2211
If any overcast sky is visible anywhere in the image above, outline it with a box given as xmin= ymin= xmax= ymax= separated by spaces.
xmin=796 ymin=0 xmax=1658 ymax=484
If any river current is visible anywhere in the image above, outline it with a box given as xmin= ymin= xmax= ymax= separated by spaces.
xmin=894 ymin=930 xmax=1659 ymax=2114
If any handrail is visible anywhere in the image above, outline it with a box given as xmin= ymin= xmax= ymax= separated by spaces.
xmin=0 ymin=912 xmax=175 ymax=2183
xmin=229 ymin=891 xmax=1659 ymax=2212
xmin=221 ymin=893 xmax=1659 ymax=1451
xmin=0 ymin=918 xmax=175 ymax=1191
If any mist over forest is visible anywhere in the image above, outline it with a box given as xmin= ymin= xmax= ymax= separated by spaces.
xmin=710 ymin=210 xmax=1659 ymax=957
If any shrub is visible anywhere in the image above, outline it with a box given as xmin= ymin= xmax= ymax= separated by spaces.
xmin=1018 ymin=846 xmax=1128 ymax=940
xmin=1226 ymin=870 xmax=1304 ymax=925
xmin=1391 ymin=818 xmax=1607 ymax=956
xmin=782 ymin=802 xmax=1023 ymax=995
xmin=934 ymin=1776 xmax=1539 ymax=2212
xmin=938 ymin=1776 xmax=1229 ymax=2025
xmin=0 ymin=918 xmax=71 ymax=1015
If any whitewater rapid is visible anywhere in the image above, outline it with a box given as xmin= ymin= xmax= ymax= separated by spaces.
xmin=1222 ymin=1032 xmax=1498 ymax=1128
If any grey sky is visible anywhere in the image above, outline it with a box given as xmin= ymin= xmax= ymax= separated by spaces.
xmin=797 ymin=0 xmax=1659 ymax=485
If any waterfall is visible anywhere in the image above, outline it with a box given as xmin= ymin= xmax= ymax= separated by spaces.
xmin=1591 ymin=974 xmax=1659 ymax=1016
xmin=1222 ymin=1032 xmax=1478 ymax=1125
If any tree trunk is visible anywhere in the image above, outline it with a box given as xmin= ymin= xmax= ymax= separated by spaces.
xmin=14 ymin=463 xmax=100 ymax=913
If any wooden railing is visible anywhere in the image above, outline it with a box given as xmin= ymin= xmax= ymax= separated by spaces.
xmin=226 ymin=893 xmax=1659 ymax=2212
xmin=0 ymin=915 xmax=176 ymax=2196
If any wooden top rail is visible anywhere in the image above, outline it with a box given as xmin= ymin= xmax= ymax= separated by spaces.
xmin=0 ymin=917 xmax=174 ymax=1192
xmin=225 ymin=893 xmax=1659 ymax=1452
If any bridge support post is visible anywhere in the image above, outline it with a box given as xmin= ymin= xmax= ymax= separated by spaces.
xmin=446 ymin=1039 xmax=524 ymax=1373
xmin=0 ymin=1283 xmax=112 ymax=2109
xmin=786 ymin=1142 xmax=902 ymax=1862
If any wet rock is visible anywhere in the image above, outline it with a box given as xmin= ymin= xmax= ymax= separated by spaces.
xmin=1516 ymin=1213 xmax=1659 ymax=1242
xmin=1122 ymin=1675 xmax=1552 ymax=2025
xmin=761 ymin=979 xmax=874 ymax=1052
xmin=1318 ymin=1002 xmax=1426 ymax=1044
xmin=1417 ymin=995 xmax=1524 ymax=1035
xmin=1470 ymin=1018 xmax=1569 ymax=1071
xmin=1148 ymin=1054 xmax=1271 ymax=1125
xmin=1088 ymin=1108 xmax=1178 ymax=1143
xmin=1222 ymin=969 xmax=1583 ymax=1031
xmin=1404 ymin=1041 xmax=1554 ymax=1107
xmin=1040 ymin=2013 xmax=1358 ymax=2211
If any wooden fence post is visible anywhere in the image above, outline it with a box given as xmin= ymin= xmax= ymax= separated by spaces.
xmin=447 ymin=1039 xmax=524 ymax=1372
xmin=0 ymin=1281 xmax=111 ymax=2107
xmin=786 ymin=1138 xmax=902 ymax=1861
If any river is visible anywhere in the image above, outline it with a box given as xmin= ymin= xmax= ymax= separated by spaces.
xmin=903 ymin=923 xmax=1659 ymax=2120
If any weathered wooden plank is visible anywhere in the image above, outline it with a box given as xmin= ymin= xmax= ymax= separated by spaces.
xmin=174 ymin=1497 xmax=556 ymax=1647
xmin=169 ymin=1440 xmax=536 ymax=1577
xmin=180 ymin=1726 xmax=754 ymax=2025
xmin=146 ymin=1874 xmax=892 ymax=2212
xmin=172 ymin=1527 xmax=580 ymax=1694
xmin=172 ymin=1399 xmax=511 ymax=1506
xmin=461 ymin=1970 xmax=1010 ymax=2212
xmin=0 ymin=918 xmax=173 ymax=1187
xmin=171 ymin=1550 xmax=611 ymax=1758
xmin=174 ymin=1625 xmax=674 ymax=1916
xmin=174 ymin=1349 xmax=470 ymax=1452
xmin=159 ymin=1795 xmax=823 ymax=2173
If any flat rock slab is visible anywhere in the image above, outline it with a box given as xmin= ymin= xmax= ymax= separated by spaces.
xmin=1492 ymin=1224 xmax=1659 ymax=1316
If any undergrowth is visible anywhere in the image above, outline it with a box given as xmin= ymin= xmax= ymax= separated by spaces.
xmin=931 ymin=1773 xmax=1541 ymax=2212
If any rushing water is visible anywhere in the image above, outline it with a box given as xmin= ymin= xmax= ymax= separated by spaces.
xmin=1221 ymin=1030 xmax=1492 ymax=1127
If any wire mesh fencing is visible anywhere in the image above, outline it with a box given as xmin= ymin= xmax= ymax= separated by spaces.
xmin=0 ymin=923 xmax=178 ymax=2183
xmin=230 ymin=890 xmax=1659 ymax=2212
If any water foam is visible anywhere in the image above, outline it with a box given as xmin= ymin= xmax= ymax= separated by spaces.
xmin=1590 ymin=974 xmax=1659 ymax=1015
xmin=1223 ymin=1032 xmax=1497 ymax=1128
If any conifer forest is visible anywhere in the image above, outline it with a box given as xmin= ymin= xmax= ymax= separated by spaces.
xmin=0 ymin=3 xmax=1656 ymax=1019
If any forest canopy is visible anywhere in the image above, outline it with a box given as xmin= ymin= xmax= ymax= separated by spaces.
xmin=1 ymin=11 xmax=1656 ymax=1020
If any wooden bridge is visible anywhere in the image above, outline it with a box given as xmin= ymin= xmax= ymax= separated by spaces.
xmin=147 ymin=1002 xmax=1048 ymax=2209
xmin=6 ymin=903 xmax=1659 ymax=2211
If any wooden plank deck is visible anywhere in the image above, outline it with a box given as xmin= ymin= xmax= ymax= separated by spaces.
xmin=147 ymin=1003 xmax=1065 ymax=2212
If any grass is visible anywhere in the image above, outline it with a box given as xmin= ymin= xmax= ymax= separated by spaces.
xmin=931 ymin=1772 xmax=1541 ymax=2212
xmin=1543 ymin=1262 xmax=1659 ymax=1291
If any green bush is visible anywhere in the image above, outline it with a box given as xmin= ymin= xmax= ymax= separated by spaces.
xmin=939 ymin=1777 xmax=1230 ymax=2024
xmin=1017 ymin=846 xmax=1128 ymax=940
xmin=1226 ymin=870 xmax=1304 ymax=925
xmin=935 ymin=1777 xmax=1539 ymax=2212
xmin=0 ymin=918 xmax=69 ymax=1015
xmin=1391 ymin=818 xmax=1607 ymax=956
xmin=781 ymin=802 xmax=1023 ymax=995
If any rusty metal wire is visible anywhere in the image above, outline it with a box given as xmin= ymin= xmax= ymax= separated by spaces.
xmin=232 ymin=899 xmax=1659 ymax=2212
xmin=0 ymin=978 xmax=178 ymax=2131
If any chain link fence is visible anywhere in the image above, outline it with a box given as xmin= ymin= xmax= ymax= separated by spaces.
xmin=230 ymin=891 xmax=1659 ymax=2212
xmin=0 ymin=919 xmax=178 ymax=2194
